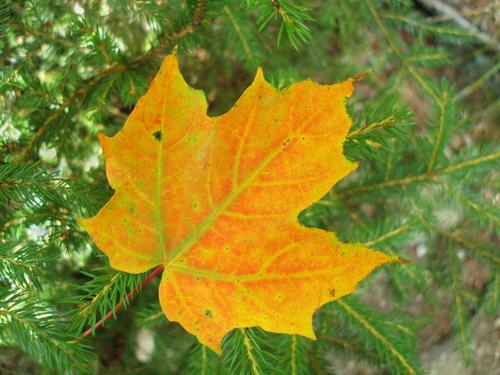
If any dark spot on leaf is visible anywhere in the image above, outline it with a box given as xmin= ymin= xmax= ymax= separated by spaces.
xmin=329 ymin=289 xmax=336 ymax=297
xmin=153 ymin=130 xmax=162 ymax=141
xmin=205 ymin=309 xmax=213 ymax=319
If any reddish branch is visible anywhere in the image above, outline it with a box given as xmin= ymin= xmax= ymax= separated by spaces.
xmin=83 ymin=265 xmax=164 ymax=337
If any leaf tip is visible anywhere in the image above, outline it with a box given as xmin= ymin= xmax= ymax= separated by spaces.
xmin=75 ymin=217 xmax=89 ymax=232
xmin=96 ymin=132 xmax=109 ymax=144
xmin=302 ymin=325 xmax=316 ymax=340
xmin=96 ymin=132 xmax=112 ymax=158
xmin=394 ymin=256 xmax=412 ymax=265
xmin=159 ymin=53 xmax=181 ymax=76
xmin=351 ymin=70 xmax=371 ymax=82
xmin=210 ymin=342 xmax=223 ymax=356
xmin=253 ymin=66 xmax=266 ymax=84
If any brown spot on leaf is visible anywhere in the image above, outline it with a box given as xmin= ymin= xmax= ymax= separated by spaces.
xmin=152 ymin=130 xmax=162 ymax=141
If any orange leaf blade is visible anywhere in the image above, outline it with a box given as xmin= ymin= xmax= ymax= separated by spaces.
xmin=80 ymin=55 xmax=398 ymax=353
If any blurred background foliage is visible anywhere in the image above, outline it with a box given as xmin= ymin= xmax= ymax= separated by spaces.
xmin=0 ymin=0 xmax=498 ymax=374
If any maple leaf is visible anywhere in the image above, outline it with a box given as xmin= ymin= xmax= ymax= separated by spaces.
xmin=79 ymin=54 xmax=399 ymax=353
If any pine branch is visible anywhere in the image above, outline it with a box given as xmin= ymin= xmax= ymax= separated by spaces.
xmin=306 ymin=346 xmax=334 ymax=375
xmin=440 ymin=183 xmax=500 ymax=227
xmin=135 ymin=303 xmax=168 ymax=328
xmin=440 ymin=229 xmax=500 ymax=266
xmin=222 ymin=328 xmax=277 ymax=374
xmin=381 ymin=12 xmax=479 ymax=38
xmin=0 ymin=2 xmax=11 ymax=38
xmin=366 ymin=0 xmax=465 ymax=196
xmin=412 ymin=201 xmax=500 ymax=266
xmin=0 ymin=163 xmax=98 ymax=212
xmin=245 ymin=0 xmax=313 ymax=49
xmin=363 ymin=224 xmax=410 ymax=248
xmin=242 ymin=329 xmax=262 ymax=375
xmin=335 ymin=150 xmax=500 ymax=198
xmin=427 ymin=88 xmax=453 ymax=173
xmin=13 ymin=64 xmax=127 ymax=162
xmin=329 ymin=297 xmax=422 ymax=375
xmin=344 ymin=94 xmax=414 ymax=161
xmin=0 ymin=241 xmax=51 ymax=289
xmin=457 ymin=61 xmax=500 ymax=100
xmin=185 ymin=342 xmax=226 ymax=375
xmin=348 ymin=115 xmax=395 ymax=138
xmin=278 ymin=334 xmax=314 ymax=375
xmin=419 ymin=0 xmax=500 ymax=52
xmin=318 ymin=334 xmax=378 ymax=363
xmin=446 ymin=240 xmax=472 ymax=364
xmin=81 ymin=265 xmax=164 ymax=337
xmin=0 ymin=289 xmax=94 ymax=372
xmin=366 ymin=0 xmax=442 ymax=103
xmin=133 ymin=0 xmax=207 ymax=63
xmin=13 ymin=0 xmax=208 ymax=162
xmin=224 ymin=5 xmax=254 ymax=61
xmin=482 ymin=272 xmax=500 ymax=316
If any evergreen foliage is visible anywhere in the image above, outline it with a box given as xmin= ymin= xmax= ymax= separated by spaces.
xmin=1 ymin=0 xmax=498 ymax=373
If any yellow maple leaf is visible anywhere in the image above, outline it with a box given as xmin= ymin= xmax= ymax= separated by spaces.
xmin=79 ymin=54 xmax=398 ymax=353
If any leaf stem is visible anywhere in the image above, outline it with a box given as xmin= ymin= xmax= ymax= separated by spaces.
xmin=82 ymin=265 xmax=164 ymax=337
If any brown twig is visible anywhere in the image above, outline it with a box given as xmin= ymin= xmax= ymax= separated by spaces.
xmin=82 ymin=265 xmax=164 ymax=337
